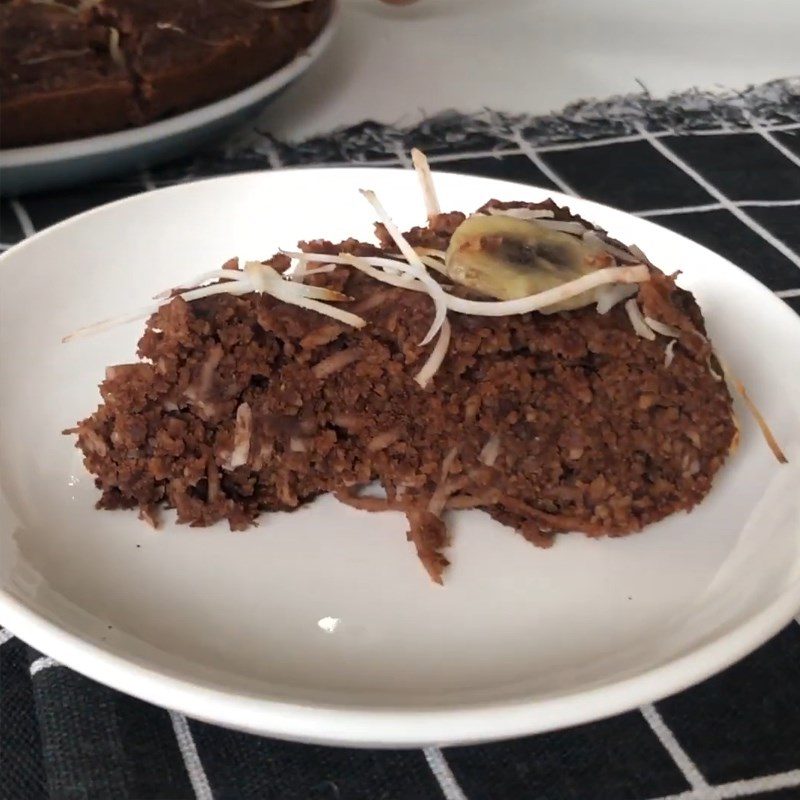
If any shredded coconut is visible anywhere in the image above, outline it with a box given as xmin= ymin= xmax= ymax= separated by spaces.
xmin=645 ymin=316 xmax=683 ymax=338
xmin=108 ymin=28 xmax=125 ymax=68
xmin=536 ymin=219 xmax=588 ymax=235
xmin=479 ymin=434 xmax=502 ymax=467
xmin=447 ymin=265 xmax=650 ymax=316
xmin=228 ymin=403 xmax=252 ymax=469
xmin=359 ymin=189 xmax=448 ymax=346
xmin=664 ymin=338 xmax=678 ymax=367
xmin=595 ymin=283 xmax=638 ymax=314
xmin=583 ymin=230 xmax=641 ymax=264
xmin=487 ymin=207 xmax=555 ymax=220
xmin=625 ymin=298 xmax=656 ymax=340
xmin=415 ymin=318 xmax=451 ymax=389
xmin=312 ymin=348 xmax=362 ymax=379
xmin=428 ymin=446 xmax=460 ymax=516
xmin=411 ymin=148 xmax=440 ymax=220
xmin=246 ymin=0 xmax=311 ymax=8
xmin=717 ymin=359 xmax=787 ymax=464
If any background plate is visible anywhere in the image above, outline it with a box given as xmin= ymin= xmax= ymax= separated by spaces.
xmin=1 ymin=168 xmax=799 ymax=747
xmin=0 ymin=6 xmax=338 ymax=196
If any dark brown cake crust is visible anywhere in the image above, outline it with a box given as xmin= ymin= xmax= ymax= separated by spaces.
xmin=0 ymin=0 xmax=332 ymax=148
xmin=70 ymin=202 xmax=736 ymax=583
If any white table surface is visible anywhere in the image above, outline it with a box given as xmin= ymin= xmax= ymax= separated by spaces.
xmin=263 ymin=0 xmax=799 ymax=141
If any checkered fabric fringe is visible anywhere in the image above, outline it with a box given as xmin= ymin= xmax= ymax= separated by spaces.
xmin=1 ymin=78 xmax=799 ymax=799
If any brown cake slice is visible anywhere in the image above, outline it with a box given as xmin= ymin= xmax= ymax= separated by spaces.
xmin=67 ymin=195 xmax=739 ymax=583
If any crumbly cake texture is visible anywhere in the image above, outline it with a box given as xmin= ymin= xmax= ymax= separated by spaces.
xmin=0 ymin=0 xmax=332 ymax=148
xmin=69 ymin=199 xmax=736 ymax=583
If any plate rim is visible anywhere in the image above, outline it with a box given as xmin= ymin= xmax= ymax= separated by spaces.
xmin=1 ymin=166 xmax=799 ymax=747
xmin=0 ymin=1 xmax=339 ymax=169
xmin=2 ymin=569 xmax=799 ymax=747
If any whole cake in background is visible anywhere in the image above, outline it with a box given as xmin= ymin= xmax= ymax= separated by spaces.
xmin=0 ymin=0 xmax=333 ymax=148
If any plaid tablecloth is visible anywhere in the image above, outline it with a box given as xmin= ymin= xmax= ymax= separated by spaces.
xmin=1 ymin=78 xmax=799 ymax=800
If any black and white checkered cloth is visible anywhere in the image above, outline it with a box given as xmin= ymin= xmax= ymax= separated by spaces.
xmin=1 ymin=78 xmax=799 ymax=800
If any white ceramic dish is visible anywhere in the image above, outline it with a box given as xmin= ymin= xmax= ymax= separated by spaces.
xmin=0 ymin=6 xmax=338 ymax=197
xmin=1 ymin=168 xmax=799 ymax=748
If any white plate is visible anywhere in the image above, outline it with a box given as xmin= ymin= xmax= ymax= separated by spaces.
xmin=0 ymin=6 xmax=338 ymax=197
xmin=1 ymin=169 xmax=799 ymax=748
